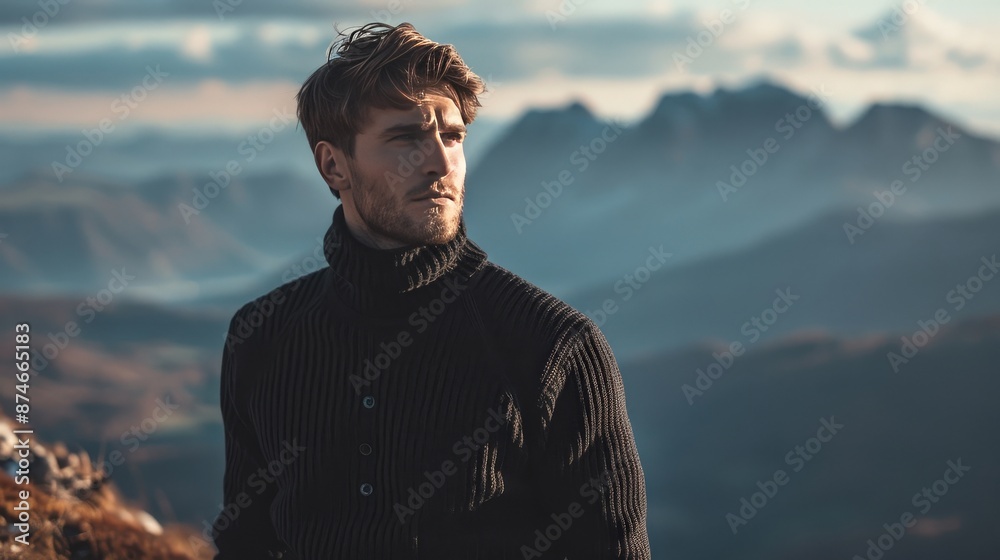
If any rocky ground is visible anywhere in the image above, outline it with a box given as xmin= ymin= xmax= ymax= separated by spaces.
xmin=0 ymin=417 xmax=214 ymax=560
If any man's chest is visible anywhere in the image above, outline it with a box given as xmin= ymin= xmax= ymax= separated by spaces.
xmin=246 ymin=315 xmax=535 ymax=518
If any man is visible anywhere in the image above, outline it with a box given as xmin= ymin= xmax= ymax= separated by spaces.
xmin=213 ymin=22 xmax=650 ymax=559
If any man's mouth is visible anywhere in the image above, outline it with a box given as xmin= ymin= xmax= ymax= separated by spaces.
xmin=414 ymin=192 xmax=453 ymax=202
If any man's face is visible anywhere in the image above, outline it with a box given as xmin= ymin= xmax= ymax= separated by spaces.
xmin=339 ymin=91 xmax=467 ymax=248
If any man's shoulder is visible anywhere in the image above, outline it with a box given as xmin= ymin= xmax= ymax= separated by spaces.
xmin=225 ymin=268 xmax=328 ymax=351
xmin=472 ymin=261 xmax=597 ymax=349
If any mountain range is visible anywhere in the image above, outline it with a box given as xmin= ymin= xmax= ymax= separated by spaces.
xmin=3 ymin=81 xmax=998 ymax=308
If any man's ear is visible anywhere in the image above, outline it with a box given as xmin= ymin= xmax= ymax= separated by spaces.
xmin=314 ymin=140 xmax=351 ymax=196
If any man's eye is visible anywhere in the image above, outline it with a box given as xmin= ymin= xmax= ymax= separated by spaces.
xmin=393 ymin=134 xmax=416 ymax=141
xmin=442 ymin=133 xmax=464 ymax=143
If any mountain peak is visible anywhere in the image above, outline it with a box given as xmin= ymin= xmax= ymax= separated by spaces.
xmin=648 ymin=89 xmax=705 ymax=119
xmin=846 ymin=102 xmax=953 ymax=137
xmin=519 ymin=98 xmax=595 ymax=122
xmin=502 ymin=99 xmax=600 ymax=140
xmin=642 ymin=80 xmax=822 ymax=130
xmin=718 ymin=80 xmax=801 ymax=100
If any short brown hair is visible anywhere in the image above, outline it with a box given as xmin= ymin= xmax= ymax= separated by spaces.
xmin=296 ymin=22 xmax=486 ymax=196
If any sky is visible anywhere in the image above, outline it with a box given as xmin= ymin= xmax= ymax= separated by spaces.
xmin=1 ymin=0 xmax=999 ymax=138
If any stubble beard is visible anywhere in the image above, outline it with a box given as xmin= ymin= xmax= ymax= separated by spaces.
xmin=348 ymin=158 xmax=464 ymax=247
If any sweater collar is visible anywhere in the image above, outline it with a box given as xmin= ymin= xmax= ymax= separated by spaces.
xmin=323 ymin=204 xmax=488 ymax=316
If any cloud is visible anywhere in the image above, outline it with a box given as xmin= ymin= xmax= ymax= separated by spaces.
xmin=0 ymin=0 xmax=411 ymax=24
xmin=847 ymin=6 xmax=1000 ymax=70
xmin=180 ymin=25 xmax=214 ymax=62
xmin=0 ymin=19 xmax=703 ymax=90
xmin=0 ymin=79 xmax=302 ymax=128
xmin=2 ymin=9 xmax=1000 ymax=136
xmin=4 ymin=8 xmax=998 ymax=89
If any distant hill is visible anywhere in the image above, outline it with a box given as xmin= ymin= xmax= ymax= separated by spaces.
xmin=564 ymin=205 xmax=1000 ymax=360
xmin=0 ymin=169 xmax=330 ymax=296
xmin=624 ymin=314 xmax=1000 ymax=560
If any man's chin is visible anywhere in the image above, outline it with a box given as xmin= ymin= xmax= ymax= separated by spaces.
xmin=401 ymin=206 xmax=461 ymax=246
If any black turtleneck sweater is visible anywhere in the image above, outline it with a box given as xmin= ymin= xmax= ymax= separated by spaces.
xmin=212 ymin=205 xmax=650 ymax=559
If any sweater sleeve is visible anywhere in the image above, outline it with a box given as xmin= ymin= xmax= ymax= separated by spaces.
xmin=212 ymin=312 xmax=287 ymax=559
xmin=530 ymin=322 xmax=651 ymax=559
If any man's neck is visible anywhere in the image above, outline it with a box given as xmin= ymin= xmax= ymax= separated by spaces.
xmin=321 ymin=203 xmax=488 ymax=318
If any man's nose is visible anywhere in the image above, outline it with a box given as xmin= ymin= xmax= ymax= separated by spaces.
xmin=418 ymin=133 xmax=455 ymax=179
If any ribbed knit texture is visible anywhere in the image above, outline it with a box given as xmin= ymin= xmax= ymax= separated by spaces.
xmin=213 ymin=204 xmax=650 ymax=559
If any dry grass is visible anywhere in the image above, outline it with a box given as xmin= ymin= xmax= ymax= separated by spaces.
xmin=0 ymin=474 xmax=214 ymax=560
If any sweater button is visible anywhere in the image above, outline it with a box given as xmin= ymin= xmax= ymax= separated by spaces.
xmin=359 ymin=443 xmax=372 ymax=456
xmin=360 ymin=482 xmax=374 ymax=496
xmin=362 ymin=396 xmax=375 ymax=409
